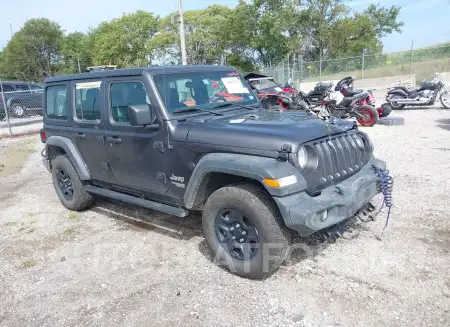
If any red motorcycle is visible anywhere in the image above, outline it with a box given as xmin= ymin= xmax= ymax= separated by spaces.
xmin=321 ymin=81 xmax=379 ymax=127
xmin=243 ymin=72 xmax=308 ymax=111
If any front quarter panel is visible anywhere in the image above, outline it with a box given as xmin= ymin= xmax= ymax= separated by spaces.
xmin=183 ymin=153 xmax=306 ymax=209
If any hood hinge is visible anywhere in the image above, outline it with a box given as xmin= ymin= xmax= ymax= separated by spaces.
xmin=278 ymin=143 xmax=291 ymax=161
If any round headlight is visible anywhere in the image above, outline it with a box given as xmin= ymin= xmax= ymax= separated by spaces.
xmin=298 ymin=146 xmax=308 ymax=169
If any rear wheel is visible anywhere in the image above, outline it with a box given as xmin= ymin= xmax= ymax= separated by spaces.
xmin=388 ymin=95 xmax=406 ymax=110
xmin=440 ymin=91 xmax=450 ymax=109
xmin=356 ymin=105 xmax=379 ymax=127
xmin=51 ymin=155 xmax=94 ymax=211
xmin=202 ymin=183 xmax=290 ymax=279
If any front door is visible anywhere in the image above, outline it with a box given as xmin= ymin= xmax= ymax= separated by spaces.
xmin=71 ymin=79 xmax=109 ymax=182
xmin=104 ymin=78 xmax=168 ymax=197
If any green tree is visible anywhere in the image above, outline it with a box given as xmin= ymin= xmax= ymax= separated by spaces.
xmin=2 ymin=18 xmax=64 ymax=81
xmin=60 ymin=32 xmax=93 ymax=74
xmin=90 ymin=11 xmax=159 ymax=67
xmin=149 ymin=5 xmax=233 ymax=65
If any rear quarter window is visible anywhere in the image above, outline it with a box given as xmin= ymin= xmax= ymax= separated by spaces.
xmin=46 ymin=85 xmax=69 ymax=120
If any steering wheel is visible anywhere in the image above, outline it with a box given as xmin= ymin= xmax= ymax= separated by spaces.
xmin=335 ymin=76 xmax=354 ymax=91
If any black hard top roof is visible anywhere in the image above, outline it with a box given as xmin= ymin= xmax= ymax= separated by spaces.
xmin=45 ymin=65 xmax=238 ymax=83
xmin=242 ymin=71 xmax=271 ymax=80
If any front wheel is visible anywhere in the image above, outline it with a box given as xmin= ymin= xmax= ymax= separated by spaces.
xmin=356 ymin=105 xmax=379 ymax=127
xmin=202 ymin=183 xmax=290 ymax=279
xmin=388 ymin=95 xmax=406 ymax=110
xmin=10 ymin=103 xmax=27 ymax=118
xmin=440 ymin=91 xmax=450 ymax=109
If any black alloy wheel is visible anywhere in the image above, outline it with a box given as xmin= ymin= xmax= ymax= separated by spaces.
xmin=56 ymin=169 xmax=74 ymax=201
xmin=214 ymin=208 xmax=259 ymax=261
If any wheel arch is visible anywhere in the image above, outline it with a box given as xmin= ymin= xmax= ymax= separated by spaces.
xmin=46 ymin=136 xmax=91 ymax=180
xmin=184 ymin=153 xmax=306 ymax=210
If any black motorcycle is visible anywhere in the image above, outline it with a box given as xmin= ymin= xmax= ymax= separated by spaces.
xmin=386 ymin=72 xmax=450 ymax=109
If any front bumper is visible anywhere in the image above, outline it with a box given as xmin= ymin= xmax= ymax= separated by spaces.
xmin=274 ymin=157 xmax=386 ymax=236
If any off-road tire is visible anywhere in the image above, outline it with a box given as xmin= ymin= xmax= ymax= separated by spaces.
xmin=51 ymin=155 xmax=94 ymax=211
xmin=202 ymin=183 xmax=290 ymax=279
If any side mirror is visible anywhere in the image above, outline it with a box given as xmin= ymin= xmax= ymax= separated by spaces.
xmin=128 ymin=104 xmax=158 ymax=130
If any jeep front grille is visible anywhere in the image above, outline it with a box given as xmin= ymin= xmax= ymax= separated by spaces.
xmin=303 ymin=132 xmax=371 ymax=193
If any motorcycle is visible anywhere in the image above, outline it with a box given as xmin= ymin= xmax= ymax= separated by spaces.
xmin=320 ymin=82 xmax=379 ymax=127
xmin=243 ymin=72 xmax=309 ymax=111
xmin=297 ymin=77 xmax=390 ymax=118
xmin=386 ymin=72 xmax=450 ymax=109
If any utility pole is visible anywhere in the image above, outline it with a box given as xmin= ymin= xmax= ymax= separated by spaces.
xmin=178 ymin=0 xmax=188 ymax=65
xmin=77 ymin=58 xmax=82 ymax=73
xmin=361 ymin=48 xmax=367 ymax=79
xmin=409 ymin=40 xmax=414 ymax=74
xmin=9 ymin=23 xmax=13 ymax=37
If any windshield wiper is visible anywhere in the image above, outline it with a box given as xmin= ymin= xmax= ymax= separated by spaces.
xmin=173 ymin=107 xmax=223 ymax=116
xmin=212 ymin=103 xmax=259 ymax=111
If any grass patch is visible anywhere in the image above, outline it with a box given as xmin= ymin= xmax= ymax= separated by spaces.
xmin=25 ymin=212 xmax=39 ymax=218
xmin=66 ymin=212 xmax=78 ymax=220
xmin=64 ymin=227 xmax=76 ymax=237
xmin=0 ymin=137 xmax=39 ymax=177
xmin=21 ymin=259 xmax=37 ymax=269
xmin=4 ymin=221 xmax=18 ymax=226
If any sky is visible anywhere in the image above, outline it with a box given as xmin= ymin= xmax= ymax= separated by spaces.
xmin=0 ymin=0 xmax=448 ymax=53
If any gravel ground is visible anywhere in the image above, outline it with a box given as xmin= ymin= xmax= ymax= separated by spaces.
xmin=0 ymin=108 xmax=450 ymax=327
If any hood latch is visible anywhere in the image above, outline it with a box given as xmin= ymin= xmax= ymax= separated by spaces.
xmin=278 ymin=143 xmax=291 ymax=161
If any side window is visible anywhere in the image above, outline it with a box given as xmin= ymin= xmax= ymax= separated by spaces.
xmin=46 ymin=85 xmax=68 ymax=120
xmin=1 ymin=84 xmax=14 ymax=92
xmin=75 ymin=81 xmax=102 ymax=121
xmin=15 ymin=84 xmax=30 ymax=91
xmin=109 ymin=81 xmax=150 ymax=123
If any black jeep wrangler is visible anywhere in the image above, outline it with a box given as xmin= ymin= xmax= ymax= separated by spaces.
xmin=40 ymin=66 xmax=386 ymax=279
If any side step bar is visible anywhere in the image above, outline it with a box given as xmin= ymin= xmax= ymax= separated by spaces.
xmin=84 ymin=185 xmax=190 ymax=218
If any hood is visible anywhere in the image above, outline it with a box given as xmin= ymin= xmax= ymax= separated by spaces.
xmin=185 ymin=110 xmax=357 ymax=153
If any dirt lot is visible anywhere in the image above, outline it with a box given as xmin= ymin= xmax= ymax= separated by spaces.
xmin=0 ymin=109 xmax=449 ymax=327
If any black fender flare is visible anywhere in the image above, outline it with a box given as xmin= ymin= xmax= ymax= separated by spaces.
xmin=45 ymin=136 xmax=91 ymax=180
xmin=183 ymin=153 xmax=307 ymax=209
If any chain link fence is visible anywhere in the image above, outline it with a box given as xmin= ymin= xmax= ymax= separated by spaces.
xmin=263 ymin=44 xmax=450 ymax=88
xmin=0 ymin=59 xmax=158 ymax=138
xmin=0 ymin=79 xmax=44 ymax=138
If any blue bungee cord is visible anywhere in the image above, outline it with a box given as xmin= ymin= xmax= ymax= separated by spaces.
xmin=372 ymin=165 xmax=394 ymax=233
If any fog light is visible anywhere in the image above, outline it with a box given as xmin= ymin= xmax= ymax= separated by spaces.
xmin=319 ymin=210 xmax=328 ymax=222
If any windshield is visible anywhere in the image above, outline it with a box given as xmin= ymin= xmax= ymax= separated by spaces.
xmin=153 ymin=71 xmax=257 ymax=114
xmin=249 ymin=78 xmax=280 ymax=91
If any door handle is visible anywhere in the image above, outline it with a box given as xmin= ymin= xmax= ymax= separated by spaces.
xmin=106 ymin=136 xmax=122 ymax=144
xmin=74 ymin=132 xmax=86 ymax=139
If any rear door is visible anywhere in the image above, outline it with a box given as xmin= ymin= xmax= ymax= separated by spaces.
xmin=104 ymin=77 xmax=168 ymax=197
xmin=71 ymin=79 xmax=109 ymax=182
